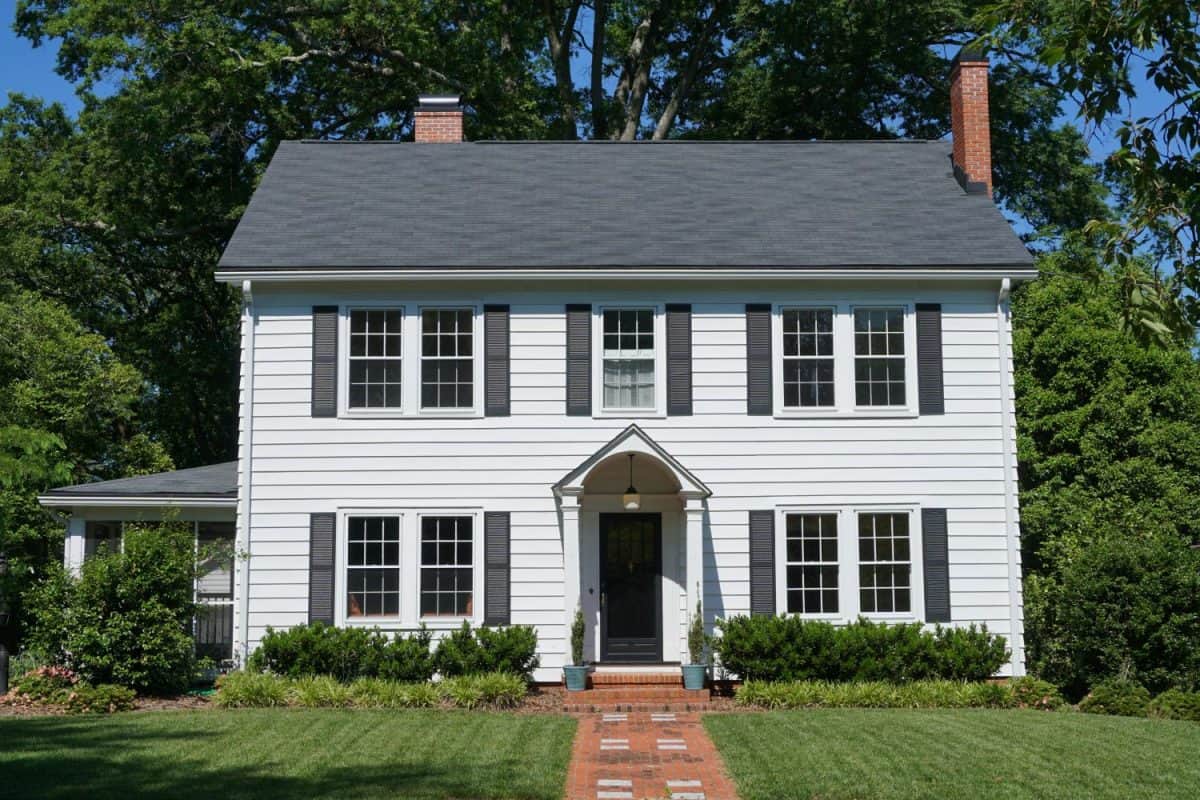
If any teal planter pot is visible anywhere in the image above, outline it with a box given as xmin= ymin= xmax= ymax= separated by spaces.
xmin=563 ymin=665 xmax=589 ymax=692
xmin=681 ymin=664 xmax=707 ymax=691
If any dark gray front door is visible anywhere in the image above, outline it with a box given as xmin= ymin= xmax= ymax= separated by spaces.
xmin=600 ymin=513 xmax=662 ymax=662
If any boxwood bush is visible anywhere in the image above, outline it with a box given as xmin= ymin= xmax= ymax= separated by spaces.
xmin=1147 ymin=689 xmax=1200 ymax=722
xmin=714 ymin=616 xmax=1007 ymax=682
xmin=248 ymin=622 xmax=434 ymax=682
xmin=1079 ymin=677 xmax=1153 ymax=717
xmin=432 ymin=621 xmax=540 ymax=680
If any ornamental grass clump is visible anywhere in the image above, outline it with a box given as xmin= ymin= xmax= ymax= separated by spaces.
xmin=735 ymin=679 xmax=1020 ymax=710
xmin=288 ymin=675 xmax=354 ymax=708
xmin=214 ymin=670 xmax=290 ymax=708
xmin=216 ymin=671 xmax=526 ymax=710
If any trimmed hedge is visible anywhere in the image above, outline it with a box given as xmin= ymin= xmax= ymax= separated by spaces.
xmin=215 ymin=671 xmax=526 ymax=710
xmin=715 ymin=616 xmax=1008 ymax=682
xmin=1148 ymin=689 xmax=1200 ymax=722
xmin=248 ymin=623 xmax=434 ymax=682
xmin=735 ymin=679 xmax=1021 ymax=710
xmin=433 ymin=622 xmax=540 ymax=680
xmin=1079 ymin=678 xmax=1152 ymax=717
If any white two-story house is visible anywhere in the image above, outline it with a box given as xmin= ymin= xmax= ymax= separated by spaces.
xmin=41 ymin=49 xmax=1033 ymax=682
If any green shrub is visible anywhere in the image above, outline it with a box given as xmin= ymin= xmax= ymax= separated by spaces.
xmin=10 ymin=666 xmax=80 ymax=703
xmin=715 ymin=616 xmax=1007 ymax=683
xmin=1010 ymin=676 xmax=1066 ymax=710
xmin=432 ymin=621 xmax=540 ymax=679
xmin=23 ymin=522 xmax=199 ymax=694
xmin=64 ymin=684 xmax=136 ymax=714
xmin=215 ymin=671 xmax=290 ymax=708
xmin=1026 ymin=533 xmax=1200 ymax=699
xmin=735 ymin=679 xmax=1017 ymax=710
xmin=401 ymin=682 xmax=442 ymax=708
xmin=248 ymin=622 xmax=434 ymax=682
xmin=1147 ymin=689 xmax=1200 ymax=722
xmin=570 ymin=608 xmax=585 ymax=666
xmin=1079 ymin=678 xmax=1152 ymax=717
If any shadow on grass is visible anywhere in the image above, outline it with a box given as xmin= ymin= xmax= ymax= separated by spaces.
xmin=0 ymin=713 xmax=565 ymax=800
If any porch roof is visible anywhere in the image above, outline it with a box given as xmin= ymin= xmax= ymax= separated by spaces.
xmin=39 ymin=461 xmax=238 ymax=507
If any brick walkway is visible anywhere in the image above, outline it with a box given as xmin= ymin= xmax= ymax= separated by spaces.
xmin=564 ymin=712 xmax=740 ymax=800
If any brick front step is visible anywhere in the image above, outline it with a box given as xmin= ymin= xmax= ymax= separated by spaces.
xmin=563 ymin=701 xmax=716 ymax=713
xmin=590 ymin=671 xmax=683 ymax=687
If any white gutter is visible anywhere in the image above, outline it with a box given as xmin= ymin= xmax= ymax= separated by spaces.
xmin=38 ymin=495 xmax=237 ymax=509
xmin=237 ymin=279 xmax=256 ymax=665
xmin=996 ymin=277 xmax=1025 ymax=676
xmin=215 ymin=267 xmax=1040 ymax=284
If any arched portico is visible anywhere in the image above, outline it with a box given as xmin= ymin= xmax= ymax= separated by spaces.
xmin=554 ymin=425 xmax=710 ymax=665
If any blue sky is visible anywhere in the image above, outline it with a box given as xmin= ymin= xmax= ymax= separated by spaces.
xmin=0 ymin=0 xmax=1169 ymax=161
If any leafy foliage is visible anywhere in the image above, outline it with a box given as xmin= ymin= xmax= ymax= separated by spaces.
xmin=1009 ymin=676 xmax=1066 ymax=711
xmin=1078 ymin=677 xmax=1152 ymax=718
xmin=735 ymin=679 xmax=1022 ymax=710
xmin=570 ymin=608 xmax=585 ymax=666
xmin=23 ymin=522 xmax=198 ymax=694
xmin=215 ymin=670 xmax=526 ymax=710
xmin=714 ymin=616 xmax=1007 ymax=683
xmin=1147 ymin=689 xmax=1200 ymax=723
xmin=432 ymin=621 xmax=540 ymax=680
xmin=63 ymin=683 xmax=137 ymax=714
xmin=1013 ymin=261 xmax=1200 ymax=696
xmin=248 ymin=622 xmax=434 ymax=683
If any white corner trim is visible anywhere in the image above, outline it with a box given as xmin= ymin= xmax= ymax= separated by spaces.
xmin=237 ymin=279 xmax=256 ymax=664
xmin=996 ymin=277 xmax=1024 ymax=676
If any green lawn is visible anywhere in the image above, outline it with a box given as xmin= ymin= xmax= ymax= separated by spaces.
xmin=0 ymin=709 xmax=576 ymax=800
xmin=705 ymin=709 xmax=1200 ymax=800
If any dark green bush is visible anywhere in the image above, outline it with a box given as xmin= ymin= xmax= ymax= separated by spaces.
xmin=23 ymin=522 xmax=198 ymax=694
xmin=432 ymin=621 xmax=540 ymax=679
xmin=64 ymin=684 xmax=137 ymax=714
xmin=714 ymin=616 xmax=1007 ymax=682
xmin=1009 ymin=676 xmax=1066 ymax=710
xmin=248 ymin=622 xmax=434 ymax=682
xmin=1147 ymin=689 xmax=1200 ymax=722
xmin=1079 ymin=677 xmax=1152 ymax=717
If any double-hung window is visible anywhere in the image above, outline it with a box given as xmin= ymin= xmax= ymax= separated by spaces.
xmin=857 ymin=512 xmax=912 ymax=614
xmin=346 ymin=516 xmax=401 ymax=617
xmin=785 ymin=513 xmax=839 ymax=614
xmin=853 ymin=308 xmax=907 ymax=407
xmin=782 ymin=308 xmax=835 ymax=408
xmin=421 ymin=308 xmax=474 ymax=410
xmin=349 ymin=309 xmax=404 ymax=409
xmin=602 ymin=308 xmax=656 ymax=412
xmin=419 ymin=516 xmax=474 ymax=617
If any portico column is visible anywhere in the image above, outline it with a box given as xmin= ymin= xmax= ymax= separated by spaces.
xmin=64 ymin=516 xmax=86 ymax=576
xmin=560 ymin=490 xmax=583 ymax=666
xmin=684 ymin=495 xmax=705 ymax=640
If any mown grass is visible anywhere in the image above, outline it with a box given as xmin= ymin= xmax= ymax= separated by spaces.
xmin=0 ymin=708 xmax=576 ymax=800
xmin=705 ymin=709 xmax=1200 ymax=800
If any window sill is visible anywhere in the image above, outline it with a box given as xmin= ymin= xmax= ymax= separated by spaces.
xmin=593 ymin=410 xmax=666 ymax=420
xmin=339 ymin=410 xmax=484 ymax=420
xmin=773 ymin=408 xmax=919 ymax=420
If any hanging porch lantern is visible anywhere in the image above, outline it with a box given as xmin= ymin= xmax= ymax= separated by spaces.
xmin=622 ymin=454 xmax=641 ymax=511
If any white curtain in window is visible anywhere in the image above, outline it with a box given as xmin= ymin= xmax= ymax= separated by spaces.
xmin=604 ymin=358 xmax=655 ymax=409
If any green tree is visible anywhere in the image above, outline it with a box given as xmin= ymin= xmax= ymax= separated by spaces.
xmin=984 ymin=0 xmax=1200 ymax=337
xmin=1013 ymin=248 xmax=1200 ymax=694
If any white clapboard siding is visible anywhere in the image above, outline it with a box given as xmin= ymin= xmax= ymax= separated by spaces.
xmin=240 ymin=282 xmax=1023 ymax=678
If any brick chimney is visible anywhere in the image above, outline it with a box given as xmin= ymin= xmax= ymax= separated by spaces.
xmin=949 ymin=47 xmax=992 ymax=195
xmin=414 ymin=95 xmax=463 ymax=143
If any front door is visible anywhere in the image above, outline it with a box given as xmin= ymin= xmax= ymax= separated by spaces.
xmin=600 ymin=513 xmax=662 ymax=662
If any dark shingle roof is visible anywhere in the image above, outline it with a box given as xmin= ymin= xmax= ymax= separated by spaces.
xmin=217 ymin=140 xmax=1033 ymax=270
xmin=44 ymin=462 xmax=238 ymax=499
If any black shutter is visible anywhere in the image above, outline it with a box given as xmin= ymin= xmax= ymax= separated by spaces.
xmin=666 ymin=304 xmax=693 ymax=416
xmin=746 ymin=304 xmax=772 ymax=416
xmin=565 ymin=304 xmax=591 ymax=416
xmin=748 ymin=510 xmax=776 ymax=616
xmin=309 ymin=513 xmax=335 ymax=624
xmin=311 ymin=306 xmax=338 ymax=418
xmin=922 ymin=508 xmax=951 ymax=623
xmin=916 ymin=303 xmax=945 ymax=415
xmin=484 ymin=512 xmax=511 ymax=625
xmin=484 ymin=305 xmax=511 ymax=417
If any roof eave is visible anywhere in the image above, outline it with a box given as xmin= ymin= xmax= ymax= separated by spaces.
xmin=38 ymin=494 xmax=238 ymax=509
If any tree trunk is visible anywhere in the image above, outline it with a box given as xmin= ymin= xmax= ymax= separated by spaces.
xmin=590 ymin=0 xmax=608 ymax=139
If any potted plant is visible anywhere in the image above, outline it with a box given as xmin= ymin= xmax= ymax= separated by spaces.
xmin=563 ymin=607 xmax=589 ymax=691
xmin=682 ymin=591 xmax=708 ymax=690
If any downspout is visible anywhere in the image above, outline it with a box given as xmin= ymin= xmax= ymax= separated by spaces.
xmin=996 ymin=278 xmax=1024 ymax=676
xmin=237 ymin=279 xmax=255 ymax=665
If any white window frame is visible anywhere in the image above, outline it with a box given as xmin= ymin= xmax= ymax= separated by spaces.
xmin=771 ymin=301 xmax=918 ymax=418
xmin=334 ymin=507 xmax=484 ymax=630
xmin=338 ymin=302 xmax=484 ymax=419
xmin=774 ymin=503 xmax=924 ymax=622
xmin=593 ymin=303 xmax=667 ymax=417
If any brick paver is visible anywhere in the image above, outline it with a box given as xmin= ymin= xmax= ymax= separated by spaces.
xmin=565 ymin=712 xmax=740 ymax=799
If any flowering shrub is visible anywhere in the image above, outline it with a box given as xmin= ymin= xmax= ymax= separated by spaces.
xmin=7 ymin=666 xmax=80 ymax=704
